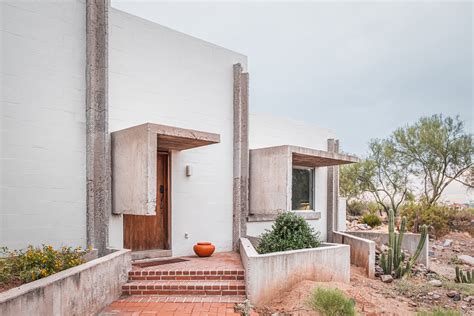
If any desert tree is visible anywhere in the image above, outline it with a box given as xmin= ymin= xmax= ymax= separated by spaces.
xmin=340 ymin=139 xmax=411 ymax=217
xmin=392 ymin=115 xmax=473 ymax=207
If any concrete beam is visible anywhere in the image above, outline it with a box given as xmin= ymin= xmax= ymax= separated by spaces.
xmin=86 ymin=0 xmax=110 ymax=256
xmin=232 ymin=64 xmax=249 ymax=251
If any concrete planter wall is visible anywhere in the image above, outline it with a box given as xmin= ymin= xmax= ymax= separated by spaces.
xmin=333 ymin=231 xmax=376 ymax=278
xmin=0 ymin=249 xmax=131 ymax=316
xmin=240 ymin=237 xmax=350 ymax=305
xmin=347 ymin=231 xmax=429 ymax=267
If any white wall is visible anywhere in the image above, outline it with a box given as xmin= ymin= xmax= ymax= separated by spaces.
xmin=0 ymin=1 xmax=87 ymax=249
xmin=108 ymin=8 xmax=247 ymax=256
xmin=248 ymin=114 xmax=336 ymax=241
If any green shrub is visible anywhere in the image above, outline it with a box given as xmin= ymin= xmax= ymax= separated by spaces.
xmin=417 ymin=308 xmax=462 ymax=316
xmin=0 ymin=245 xmax=89 ymax=285
xmin=347 ymin=200 xmax=365 ymax=216
xmin=361 ymin=213 xmax=382 ymax=227
xmin=257 ymin=212 xmax=321 ymax=254
xmin=449 ymin=208 xmax=474 ymax=236
xmin=306 ymin=287 xmax=355 ymax=316
xmin=400 ymin=203 xmax=453 ymax=237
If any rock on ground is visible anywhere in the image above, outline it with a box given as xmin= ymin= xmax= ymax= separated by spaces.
xmin=458 ymin=254 xmax=474 ymax=266
xmin=380 ymin=274 xmax=394 ymax=283
xmin=428 ymin=279 xmax=442 ymax=287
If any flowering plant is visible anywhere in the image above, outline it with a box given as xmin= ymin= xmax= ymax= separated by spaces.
xmin=0 ymin=245 xmax=90 ymax=285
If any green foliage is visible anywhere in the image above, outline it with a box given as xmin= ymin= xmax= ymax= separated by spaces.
xmin=417 ymin=308 xmax=462 ymax=316
xmin=341 ymin=115 xmax=472 ymax=224
xmin=347 ymin=200 xmax=365 ymax=216
xmin=305 ymin=287 xmax=356 ymax=316
xmin=340 ymin=139 xmax=410 ymax=217
xmin=0 ymin=245 xmax=89 ymax=285
xmin=340 ymin=164 xmax=365 ymax=201
xmin=449 ymin=208 xmax=474 ymax=236
xmin=442 ymin=280 xmax=474 ymax=296
xmin=346 ymin=200 xmax=383 ymax=217
xmin=394 ymin=279 xmax=434 ymax=297
xmin=400 ymin=203 xmax=454 ymax=237
xmin=392 ymin=114 xmax=473 ymax=207
xmin=455 ymin=266 xmax=473 ymax=284
xmin=361 ymin=213 xmax=382 ymax=227
xmin=257 ymin=212 xmax=321 ymax=254
xmin=380 ymin=210 xmax=428 ymax=278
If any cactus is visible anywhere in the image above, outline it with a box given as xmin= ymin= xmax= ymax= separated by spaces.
xmin=455 ymin=266 xmax=473 ymax=283
xmin=380 ymin=209 xmax=428 ymax=278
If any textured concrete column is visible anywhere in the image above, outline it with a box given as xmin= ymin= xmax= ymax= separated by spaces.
xmin=233 ymin=64 xmax=249 ymax=251
xmin=326 ymin=139 xmax=339 ymax=242
xmin=240 ymin=72 xmax=249 ymax=240
xmin=86 ymin=0 xmax=110 ymax=256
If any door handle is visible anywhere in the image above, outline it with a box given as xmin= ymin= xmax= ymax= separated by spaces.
xmin=159 ymin=185 xmax=165 ymax=211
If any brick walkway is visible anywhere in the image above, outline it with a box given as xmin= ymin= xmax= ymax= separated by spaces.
xmin=100 ymin=300 xmax=243 ymax=315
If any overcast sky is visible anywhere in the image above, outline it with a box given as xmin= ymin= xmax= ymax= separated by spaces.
xmin=112 ymin=0 xmax=473 ymax=202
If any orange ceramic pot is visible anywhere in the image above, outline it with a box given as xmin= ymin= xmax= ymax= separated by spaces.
xmin=193 ymin=242 xmax=215 ymax=257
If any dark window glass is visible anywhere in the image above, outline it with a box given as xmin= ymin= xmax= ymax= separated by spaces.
xmin=292 ymin=167 xmax=314 ymax=210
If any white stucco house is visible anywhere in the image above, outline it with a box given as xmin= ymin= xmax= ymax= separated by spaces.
xmin=0 ymin=1 xmax=358 ymax=259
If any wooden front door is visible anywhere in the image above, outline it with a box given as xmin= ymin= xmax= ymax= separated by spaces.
xmin=124 ymin=152 xmax=170 ymax=251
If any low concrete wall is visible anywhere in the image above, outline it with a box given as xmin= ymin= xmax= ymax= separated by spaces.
xmin=333 ymin=231 xmax=375 ymax=278
xmin=0 ymin=249 xmax=131 ymax=316
xmin=240 ymin=237 xmax=350 ymax=305
xmin=347 ymin=231 xmax=429 ymax=267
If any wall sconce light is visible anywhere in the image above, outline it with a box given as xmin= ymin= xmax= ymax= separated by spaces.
xmin=186 ymin=165 xmax=193 ymax=177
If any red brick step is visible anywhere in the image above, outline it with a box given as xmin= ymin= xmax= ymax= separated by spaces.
xmin=128 ymin=269 xmax=245 ymax=281
xmin=122 ymin=280 xmax=246 ymax=296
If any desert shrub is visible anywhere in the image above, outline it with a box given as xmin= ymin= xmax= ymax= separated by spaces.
xmin=442 ymin=280 xmax=474 ymax=296
xmin=0 ymin=245 xmax=89 ymax=285
xmin=448 ymin=208 xmax=474 ymax=235
xmin=367 ymin=201 xmax=384 ymax=216
xmin=257 ymin=212 xmax=321 ymax=254
xmin=347 ymin=200 xmax=365 ymax=216
xmin=417 ymin=308 xmax=461 ymax=316
xmin=306 ymin=287 xmax=356 ymax=316
xmin=394 ymin=279 xmax=434 ymax=297
xmin=361 ymin=213 xmax=382 ymax=227
xmin=400 ymin=203 xmax=454 ymax=237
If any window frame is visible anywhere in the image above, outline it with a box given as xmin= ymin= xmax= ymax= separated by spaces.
xmin=291 ymin=165 xmax=316 ymax=212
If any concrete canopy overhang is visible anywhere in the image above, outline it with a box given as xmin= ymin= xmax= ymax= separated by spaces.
xmin=116 ymin=123 xmax=221 ymax=151
xmin=111 ymin=123 xmax=220 ymax=215
xmin=248 ymin=144 xmax=359 ymax=218
xmin=289 ymin=145 xmax=359 ymax=167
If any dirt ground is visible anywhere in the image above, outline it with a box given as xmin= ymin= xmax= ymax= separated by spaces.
xmin=255 ymin=232 xmax=474 ymax=316
xmin=430 ymin=232 xmax=474 ymax=280
xmin=255 ymin=267 xmax=416 ymax=316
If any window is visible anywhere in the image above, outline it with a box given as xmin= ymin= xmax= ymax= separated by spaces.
xmin=292 ymin=167 xmax=314 ymax=211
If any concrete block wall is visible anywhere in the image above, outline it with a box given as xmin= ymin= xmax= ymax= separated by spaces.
xmin=240 ymin=237 xmax=350 ymax=305
xmin=108 ymin=8 xmax=247 ymax=256
xmin=0 ymin=0 xmax=87 ymax=249
xmin=0 ymin=249 xmax=131 ymax=315
xmin=333 ymin=231 xmax=375 ymax=278
xmin=348 ymin=231 xmax=430 ymax=267
xmin=248 ymin=114 xmax=336 ymax=241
